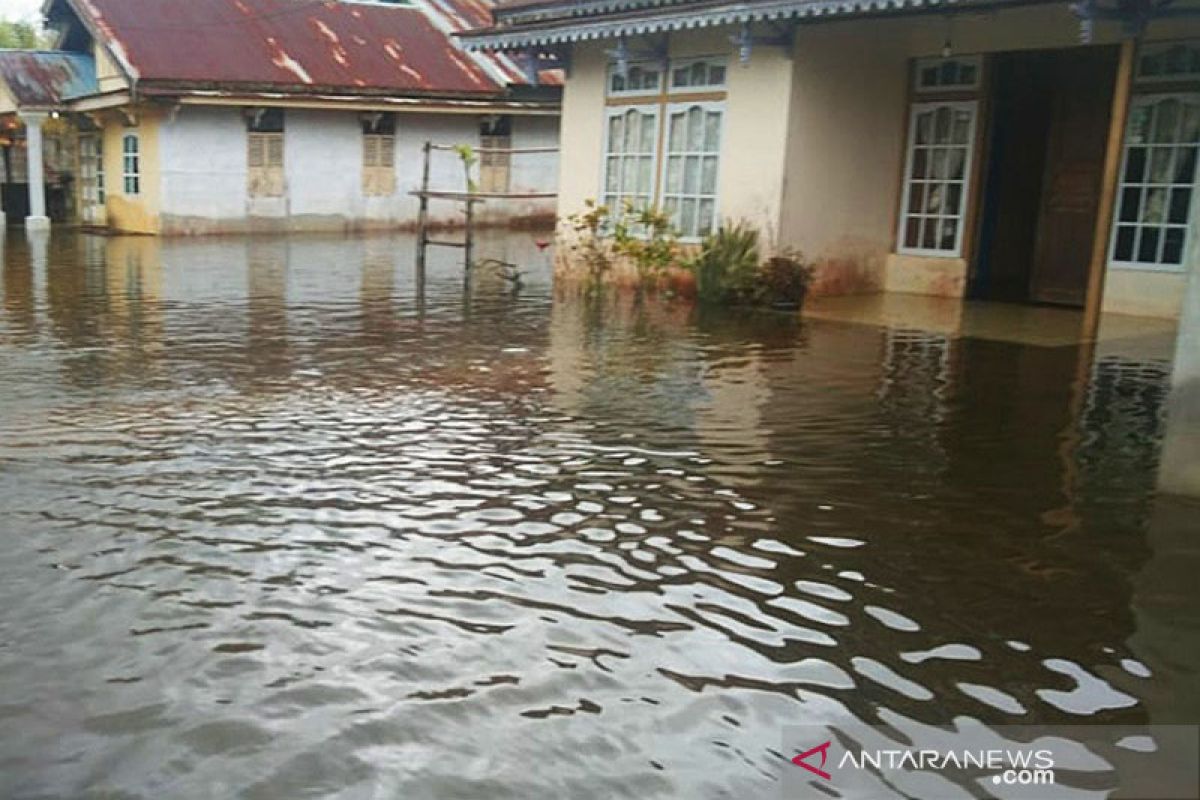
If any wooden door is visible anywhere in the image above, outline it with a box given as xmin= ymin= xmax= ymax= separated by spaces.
xmin=1029 ymin=47 xmax=1119 ymax=306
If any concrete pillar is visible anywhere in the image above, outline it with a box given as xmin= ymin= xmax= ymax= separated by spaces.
xmin=1156 ymin=202 xmax=1200 ymax=496
xmin=19 ymin=112 xmax=50 ymax=231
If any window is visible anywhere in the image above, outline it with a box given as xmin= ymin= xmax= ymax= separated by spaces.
xmin=670 ymin=59 xmax=726 ymax=91
xmin=1110 ymin=94 xmax=1200 ymax=269
xmin=914 ymin=56 xmax=981 ymax=93
xmin=479 ymin=115 xmax=512 ymax=194
xmin=122 ymin=133 xmax=140 ymax=195
xmin=662 ymin=102 xmax=722 ymax=238
xmin=1137 ymin=42 xmax=1200 ymax=84
xmin=603 ymin=106 xmax=658 ymax=214
xmin=608 ymin=63 xmax=662 ymax=97
xmin=247 ymin=108 xmax=284 ymax=198
xmin=362 ymin=113 xmax=396 ymax=197
xmin=897 ymin=101 xmax=976 ymax=256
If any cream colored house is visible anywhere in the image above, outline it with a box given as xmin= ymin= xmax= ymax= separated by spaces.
xmin=463 ymin=0 xmax=1200 ymax=320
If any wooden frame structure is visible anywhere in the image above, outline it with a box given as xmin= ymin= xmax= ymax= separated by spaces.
xmin=412 ymin=141 xmax=557 ymax=285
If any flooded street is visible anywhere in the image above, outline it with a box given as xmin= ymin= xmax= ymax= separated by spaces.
xmin=1 ymin=232 xmax=1197 ymax=799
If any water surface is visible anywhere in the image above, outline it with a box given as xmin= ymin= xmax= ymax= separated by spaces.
xmin=0 ymin=232 xmax=1196 ymax=799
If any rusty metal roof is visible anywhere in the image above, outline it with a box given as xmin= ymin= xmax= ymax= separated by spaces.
xmin=0 ymin=49 xmax=97 ymax=108
xmin=67 ymin=0 xmax=540 ymax=96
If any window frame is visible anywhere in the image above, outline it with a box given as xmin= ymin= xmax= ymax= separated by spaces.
xmin=1135 ymin=41 xmax=1200 ymax=85
xmin=1107 ymin=91 xmax=1200 ymax=272
xmin=660 ymin=99 xmax=724 ymax=240
xmin=912 ymin=55 xmax=983 ymax=94
xmin=606 ymin=61 xmax=665 ymax=99
xmin=895 ymin=99 xmax=978 ymax=258
xmin=599 ymin=102 xmax=661 ymax=221
xmin=667 ymin=57 xmax=728 ymax=94
xmin=122 ymin=132 xmax=140 ymax=196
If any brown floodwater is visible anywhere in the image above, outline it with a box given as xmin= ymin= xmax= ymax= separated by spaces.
xmin=0 ymin=231 xmax=1196 ymax=799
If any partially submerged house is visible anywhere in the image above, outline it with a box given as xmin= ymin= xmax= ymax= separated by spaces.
xmin=462 ymin=0 xmax=1200 ymax=320
xmin=0 ymin=0 xmax=561 ymax=234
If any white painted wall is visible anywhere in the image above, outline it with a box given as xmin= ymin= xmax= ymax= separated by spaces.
xmin=157 ymin=105 xmax=559 ymax=234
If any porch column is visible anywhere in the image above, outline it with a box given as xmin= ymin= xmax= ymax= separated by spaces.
xmin=19 ymin=112 xmax=49 ymax=231
xmin=1157 ymin=203 xmax=1200 ymax=497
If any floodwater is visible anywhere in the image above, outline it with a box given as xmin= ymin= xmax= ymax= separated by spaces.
xmin=0 ymin=231 xmax=1196 ymax=799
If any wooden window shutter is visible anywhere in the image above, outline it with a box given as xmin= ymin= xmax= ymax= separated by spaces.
xmin=380 ymin=135 xmax=395 ymax=168
xmin=364 ymin=135 xmax=379 ymax=168
xmin=248 ymin=133 xmax=265 ymax=168
xmin=266 ymin=134 xmax=284 ymax=168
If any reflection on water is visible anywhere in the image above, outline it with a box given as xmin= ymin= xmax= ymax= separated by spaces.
xmin=0 ymin=232 xmax=1195 ymax=798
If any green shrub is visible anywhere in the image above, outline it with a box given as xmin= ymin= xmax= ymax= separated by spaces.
xmin=688 ymin=221 xmax=760 ymax=304
xmin=611 ymin=204 xmax=681 ymax=283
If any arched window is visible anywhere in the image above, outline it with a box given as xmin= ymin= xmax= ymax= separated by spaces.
xmin=122 ymin=133 xmax=140 ymax=195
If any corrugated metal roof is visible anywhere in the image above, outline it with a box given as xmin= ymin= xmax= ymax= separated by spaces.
xmin=0 ymin=49 xmax=98 ymax=108
xmin=67 ymin=0 xmax=531 ymax=95
xmin=464 ymin=0 xmax=1049 ymax=49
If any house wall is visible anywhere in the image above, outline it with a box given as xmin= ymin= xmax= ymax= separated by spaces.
xmin=779 ymin=7 xmax=1200 ymax=307
xmin=102 ymin=111 xmax=162 ymax=235
xmin=154 ymin=105 xmax=557 ymax=235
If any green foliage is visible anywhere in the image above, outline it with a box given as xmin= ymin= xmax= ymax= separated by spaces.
xmin=688 ymin=221 xmax=760 ymax=303
xmin=0 ymin=19 xmax=49 ymax=49
xmin=565 ymin=199 xmax=614 ymax=287
xmin=453 ymin=144 xmax=478 ymax=193
xmin=687 ymin=222 xmax=814 ymax=308
xmin=610 ymin=203 xmax=681 ymax=283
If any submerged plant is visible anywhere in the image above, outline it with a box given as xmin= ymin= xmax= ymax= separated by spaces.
xmin=757 ymin=250 xmax=815 ymax=308
xmin=611 ymin=203 xmax=681 ymax=285
xmin=688 ymin=221 xmax=760 ymax=304
xmin=565 ymin=200 xmax=615 ymax=288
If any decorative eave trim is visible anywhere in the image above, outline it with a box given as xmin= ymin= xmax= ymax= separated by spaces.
xmin=463 ymin=0 xmax=1045 ymax=50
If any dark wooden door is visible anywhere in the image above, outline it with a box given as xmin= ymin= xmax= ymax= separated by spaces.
xmin=1029 ymin=47 xmax=1118 ymax=306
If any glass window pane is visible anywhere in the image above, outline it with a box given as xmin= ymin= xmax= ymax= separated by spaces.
xmin=1153 ymin=99 xmax=1180 ymax=143
xmin=905 ymin=216 xmax=921 ymax=248
xmin=1144 ymin=187 xmax=1168 ymax=223
xmin=916 ymin=112 xmax=933 ymax=145
xmin=1114 ymin=225 xmax=1136 ymax=261
xmin=1175 ymin=147 xmax=1197 ymax=184
xmin=946 ymin=182 xmax=963 ymax=214
xmin=1169 ymin=187 xmax=1192 ymax=224
xmin=709 ymin=65 xmax=726 ymax=86
xmin=698 ymin=199 xmax=716 ymax=235
xmin=1137 ymin=226 xmax=1161 ymax=262
xmin=941 ymin=218 xmax=958 ymax=250
xmin=948 ymin=147 xmax=966 ymax=180
xmin=704 ymin=112 xmax=721 ymax=152
xmin=931 ymin=149 xmax=947 ymax=179
xmin=672 ymin=67 xmax=689 ymax=88
xmin=912 ymin=148 xmax=928 ymax=179
xmin=1182 ymin=103 xmax=1200 ymax=144
xmin=608 ymin=116 xmax=623 ymax=153
xmin=1124 ymin=147 xmax=1147 ymax=183
xmin=934 ymin=107 xmax=951 ymax=144
xmin=640 ymin=113 xmax=656 ymax=153
xmin=952 ymin=111 xmax=971 ymax=144
xmin=680 ymin=198 xmax=697 ymax=236
xmin=1119 ymin=187 xmax=1142 ymax=222
xmin=908 ymin=181 xmax=925 ymax=213
xmin=920 ymin=66 xmax=938 ymax=89
xmin=666 ymin=156 xmax=682 ymax=193
xmin=683 ymin=155 xmax=699 ymax=194
xmin=1128 ymin=105 xmax=1152 ymax=145
xmin=1162 ymin=227 xmax=1185 ymax=264
xmin=687 ymin=107 xmax=703 ymax=150
xmin=701 ymin=156 xmax=718 ymax=193
xmin=925 ymin=183 xmax=944 ymax=214
xmin=922 ymin=218 xmax=938 ymax=249
xmin=668 ymin=112 xmax=685 ymax=151
xmin=1150 ymin=148 xmax=1174 ymax=183
xmin=605 ymin=157 xmax=619 ymax=191
xmin=637 ymin=156 xmax=653 ymax=194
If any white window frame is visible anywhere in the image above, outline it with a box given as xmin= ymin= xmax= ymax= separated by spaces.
xmin=913 ymin=55 xmax=983 ymax=94
xmin=1135 ymin=41 xmax=1200 ymax=85
xmin=667 ymin=56 xmax=728 ymax=94
xmin=122 ymin=132 xmax=140 ymax=196
xmin=606 ymin=61 xmax=664 ymax=98
xmin=661 ymin=99 xmax=724 ymax=241
xmin=600 ymin=103 xmax=660 ymax=218
xmin=1108 ymin=92 xmax=1200 ymax=272
xmin=896 ymin=100 xmax=978 ymax=258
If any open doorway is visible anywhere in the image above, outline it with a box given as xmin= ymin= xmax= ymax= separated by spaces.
xmin=972 ymin=46 xmax=1119 ymax=306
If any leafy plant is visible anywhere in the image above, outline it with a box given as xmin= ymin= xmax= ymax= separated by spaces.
xmin=611 ymin=203 xmax=681 ymax=284
xmin=453 ymin=144 xmax=478 ymax=193
xmin=688 ymin=221 xmax=760 ymax=304
xmin=565 ymin=200 xmax=615 ymax=287
xmin=757 ymin=251 xmax=815 ymax=308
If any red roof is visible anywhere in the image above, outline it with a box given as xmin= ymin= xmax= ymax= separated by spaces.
xmin=68 ymin=0 xmax=520 ymax=95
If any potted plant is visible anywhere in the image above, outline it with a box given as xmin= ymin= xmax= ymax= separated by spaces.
xmin=756 ymin=251 xmax=815 ymax=311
